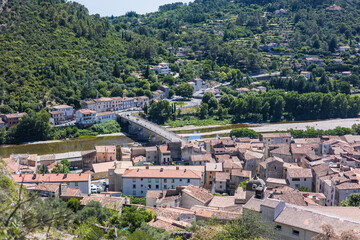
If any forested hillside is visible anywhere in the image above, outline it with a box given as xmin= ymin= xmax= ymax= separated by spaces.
xmin=0 ymin=0 xmax=166 ymax=112
xmin=2 ymin=0 xmax=360 ymax=122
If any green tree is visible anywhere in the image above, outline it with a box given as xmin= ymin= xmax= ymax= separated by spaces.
xmin=328 ymin=36 xmax=338 ymax=53
xmin=77 ymin=200 xmax=111 ymax=224
xmin=148 ymin=100 xmax=172 ymax=124
xmin=0 ymin=127 xmax=6 ymax=144
xmin=6 ymin=110 xmax=51 ymax=144
xmin=115 ymin=206 xmax=154 ymax=233
xmin=110 ymin=86 xmax=123 ymax=97
xmin=202 ymin=92 xmax=215 ymax=104
xmin=67 ymin=198 xmax=81 ymax=213
xmin=216 ymin=106 xmax=224 ymax=120
xmin=298 ymin=186 xmax=311 ymax=192
xmin=215 ymin=211 xmax=276 ymax=240
xmin=51 ymin=160 xmax=71 ymax=173
xmin=38 ymin=164 xmax=49 ymax=174
xmin=175 ymin=83 xmax=194 ymax=99
xmin=113 ymin=62 xmax=121 ymax=78
xmin=199 ymin=103 xmax=209 ymax=119
xmin=341 ymin=193 xmax=360 ymax=207
xmin=208 ymin=97 xmax=219 ymax=110
xmin=239 ymin=179 xmax=249 ymax=190
xmin=230 ymin=128 xmax=258 ymax=138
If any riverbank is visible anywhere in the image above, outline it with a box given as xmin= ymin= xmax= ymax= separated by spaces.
xmin=175 ymin=118 xmax=360 ymax=137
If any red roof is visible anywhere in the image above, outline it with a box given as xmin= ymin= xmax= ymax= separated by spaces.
xmin=13 ymin=173 xmax=90 ymax=183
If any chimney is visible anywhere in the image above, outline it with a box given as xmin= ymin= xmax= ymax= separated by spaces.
xmin=146 ymin=166 xmax=149 ymax=169
xmin=160 ymin=168 xmax=164 ymax=172
xmin=137 ymin=169 xmax=139 ymax=172
xmin=176 ymin=166 xmax=179 ymax=170
xmin=184 ymin=169 xmax=187 ymax=172
xmin=32 ymin=173 xmax=36 ymax=179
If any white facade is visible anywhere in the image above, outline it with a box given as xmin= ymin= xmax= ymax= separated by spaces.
xmin=111 ymin=97 xmax=123 ymax=110
xmin=122 ymin=98 xmax=136 ymax=109
xmin=122 ymin=176 xmax=201 ymax=197
xmin=96 ymin=112 xmax=116 ymax=123
xmin=154 ymin=63 xmax=171 ymax=75
xmin=75 ymin=109 xmax=97 ymax=127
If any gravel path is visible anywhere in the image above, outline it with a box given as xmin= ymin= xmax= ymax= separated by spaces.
xmin=177 ymin=118 xmax=360 ymax=137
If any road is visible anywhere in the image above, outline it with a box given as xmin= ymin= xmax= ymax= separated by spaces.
xmin=176 ymin=118 xmax=360 ymax=137
xmin=118 ymin=111 xmax=187 ymax=145
xmin=168 ymin=97 xmax=201 ymax=109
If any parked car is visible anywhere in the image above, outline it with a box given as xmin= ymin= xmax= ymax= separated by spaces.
xmin=91 ymin=184 xmax=98 ymax=194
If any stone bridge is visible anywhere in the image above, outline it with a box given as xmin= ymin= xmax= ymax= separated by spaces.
xmin=118 ymin=112 xmax=187 ymax=145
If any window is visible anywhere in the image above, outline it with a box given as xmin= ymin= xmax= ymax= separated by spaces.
xmin=132 ymin=178 xmax=136 ymax=182
xmin=164 ymin=185 xmax=167 ymax=189
xmin=133 ymin=184 xmax=136 ymax=189
xmin=156 ymin=179 xmax=159 ymax=183
xmin=209 ymin=181 xmax=212 ymax=184
xmin=148 ymin=185 xmax=151 ymax=189
xmin=292 ymin=230 xmax=300 ymax=236
xmin=276 ymin=225 xmax=282 ymax=231
xmin=220 ymin=185 xmax=222 ymax=189
xmin=292 ymin=178 xmax=300 ymax=181
xmin=295 ymin=184 xmax=300 ymax=188
xmin=141 ymin=178 xmax=143 ymax=181
xmin=171 ymin=179 xmax=175 ymax=183
xmin=171 ymin=185 xmax=175 ymax=189
xmin=304 ymin=178 xmax=307 ymax=181
xmin=209 ymin=176 xmax=212 ymax=179
xmin=132 ymin=190 xmax=136 ymax=195
xmin=179 ymin=179 xmax=182 ymax=182
xmin=164 ymin=179 xmax=167 ymax=183
xmin=141 ymin=191 xmax=143 ymax=194
xmin=148 ymin=179 xmax=151 ymax=183
xmin=156 ymin=185 xmax=159 ymax=189
xmin=141 ymin=184 xmax=143 ymax=188
xmin=75 ymin=182 xmax=78 ymax=186
xmin=210 ymin=171 xmax=212 ymax=174
xmin=187 ymin=179 xmax=190 ymax=183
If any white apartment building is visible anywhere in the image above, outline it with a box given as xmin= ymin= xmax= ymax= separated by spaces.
xmin=122 ymin=167 xmax=202 ymax=197
xmin=154 ymin=63 xmax=171 ymax=75
xmin=96 ymin=111 xmax=116 ymax=123
xmin=111 ymin=97 xmax=123 ymax=110
xmin=75 ymin=109 xmax=97 ymax=127
xmin=122 ymin=97 xmax=136 ymax=109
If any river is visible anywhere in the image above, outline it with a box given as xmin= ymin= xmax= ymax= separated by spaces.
xmin=0 ymin=135 xmax=136 ymax=158
xmin=172 ymin=118 xmax=360 ymax=137
xmin=2 ymin=117 xmax=360 ymax=158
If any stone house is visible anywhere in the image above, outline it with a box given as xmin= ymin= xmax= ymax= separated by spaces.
xmin=286 ymin=168 xmax=313 ymax=191
xmin=180 ymin=185 xmax=213 ymax=209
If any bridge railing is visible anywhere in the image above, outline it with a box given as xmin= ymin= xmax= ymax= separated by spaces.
xmin=120 ymin=113 xmax=187 ymax=143
xmin=120 ymin=115 xmax=187 ymax=142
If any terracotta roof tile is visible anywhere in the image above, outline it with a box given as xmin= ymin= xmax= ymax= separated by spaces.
xmin=182 ymin=185 xmax=213 ymax=203
xmin=13 ymin=173 xmax=90 ymax=183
